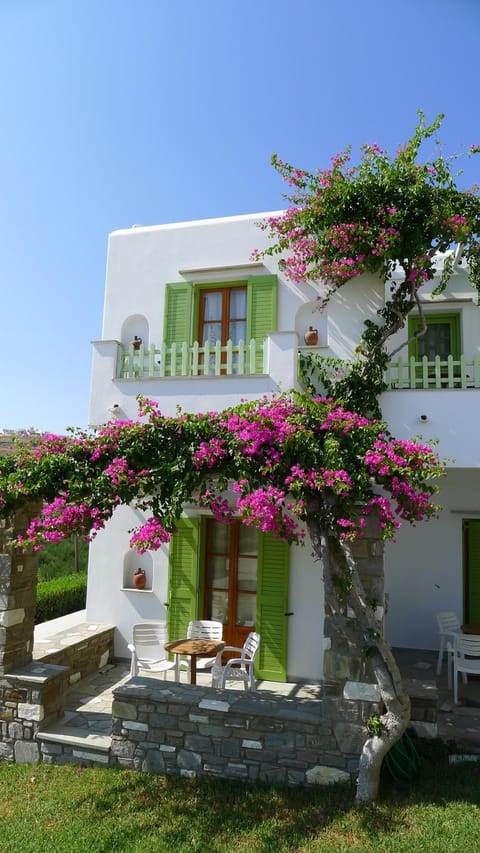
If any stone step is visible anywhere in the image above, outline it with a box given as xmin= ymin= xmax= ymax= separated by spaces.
xmin=37 ymin=723 xmax=112 ymax=766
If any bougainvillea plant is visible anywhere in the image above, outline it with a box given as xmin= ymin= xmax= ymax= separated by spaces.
xmin=0 ymin=392 xmax=444 ymax=801
xmin=1 ymin=113 xmax=473 ymax=802
xmin=253 ymin=112 xmax=480 ymax=416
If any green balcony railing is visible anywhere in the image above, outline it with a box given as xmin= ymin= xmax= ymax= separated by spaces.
xmin=385 ymin=355 xmax=480 ymax=390
xmin=118 ymin=339 xmax=266 ymax=379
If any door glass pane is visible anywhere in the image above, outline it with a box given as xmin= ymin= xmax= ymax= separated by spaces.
xmin=230 ymin=289 xmax=247 ymax=317
xmin=210 ymin=521 xmax=229 ymax=552
xmin=228 ymin=320 xmax=247 ymax=344
xmin=236 ymin=593 xmax=256 ymax=626
xmin=208 ymin=590 xmax=228 ymax=623
xmin=202 ymin=323 xmax=222 ymax=346
xmin=239 ymin=525 xmax=258 ymax=556
xmin=207 ymin=556 xmax=229 ymax=587
xmin=237 ymin=557 xmax=257 ymax=591
xmin=202 ymin=292 xmax=222 ymax=321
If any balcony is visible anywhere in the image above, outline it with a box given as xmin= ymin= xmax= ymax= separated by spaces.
xmin=385 ymin=355 xmax=480 ymax=390
xmin=117 ymin=339 xmax=265 ymax=379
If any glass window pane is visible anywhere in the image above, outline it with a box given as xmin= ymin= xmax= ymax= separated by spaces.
xmin=239 ymin=525 xmax=258 ymax=555
xmin=228 ymin=320 xmax=247 ymax=344
xmin=207 ymin=556 xmax=229 ymax=587
xmin=208 ymin=590 xmax=228 ymax=623
xmin=203 ymin=323 xmax=222 ymax=346
xmin=202 ymin=292 xmax=222 ymax=321
xmin=237 ymin=557 xmax=257 ymax=591
xmin=230 ymin=289 xmax=247 ymax=317
xmin=420 ymin=324 xmax=450 ymax=360
xmin=236 ymin=593 xmax=256 ymax=627
xmin=210 ymin=522 xmax=229 ymax=552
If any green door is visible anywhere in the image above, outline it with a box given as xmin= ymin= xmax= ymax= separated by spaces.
xmin=167 ymin=517 xmax=200 ymax=641
xmin=256 ymin=533 xmax=290 ymax=681
xmin=169 ymin=518 xmax=290 ymax=681
xmin=464 ymin=519 xmax=480 ymax=623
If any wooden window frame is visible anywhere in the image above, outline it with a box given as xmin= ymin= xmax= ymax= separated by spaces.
xmin=195 ymin=282 xmax=247 ymax=347
xmin=203 ymin=518 xmax=257 ymax=647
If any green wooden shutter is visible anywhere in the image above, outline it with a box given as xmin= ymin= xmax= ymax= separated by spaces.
xmin=168 ymin=517 xmax=200 ymax=641
xmin=255 ymin=532 xmax=289 ymax=681
xmin=163 ymin=281 xmax=193 ymax=345
xmin=247 ymin=274 xmax=278 ymax=372
xmin=464 ymin=519 xmax=480 ymax=623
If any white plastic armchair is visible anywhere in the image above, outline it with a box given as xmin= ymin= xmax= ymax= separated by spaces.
xmin=211 ymin=632 xmax=260 ymax=691
xmin=128 ymin=622 xmax=176 ymax=679
xmin=178 ymin=620 xmax=224 ymax=679
xmin=453 ymin=633 xmax=480 ymax=704
xmin=436 ymin=611 xmax=460 ymax=685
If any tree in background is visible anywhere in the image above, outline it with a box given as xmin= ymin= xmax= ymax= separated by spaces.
xmin=38 ymin=536 xmax=88 ymax=581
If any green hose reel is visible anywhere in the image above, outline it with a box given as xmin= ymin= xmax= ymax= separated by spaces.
xmin=383 ymin=731 xmax=421 ymax=785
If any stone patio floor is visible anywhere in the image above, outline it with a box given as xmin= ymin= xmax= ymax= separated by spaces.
xmin=55 ymin=646 xmax=480 ymax=750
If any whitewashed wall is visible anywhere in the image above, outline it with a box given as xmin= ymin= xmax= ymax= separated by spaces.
xmin=385 ymin=468 xmax=480 ymax=650
xmin=86 ymin=502 xmax=325 ymax=681
xmin=88 ymin=211 xmax=480 ymax=663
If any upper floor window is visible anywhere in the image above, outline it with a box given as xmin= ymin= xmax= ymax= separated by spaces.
xmin=408 ymin=313 xmax=461 ymax=361
xmin=198 ymin=286 xmax=247 ymax=348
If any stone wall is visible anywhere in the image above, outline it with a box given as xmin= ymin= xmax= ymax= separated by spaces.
xmin=110 ymin=677 xmax=383 ymax=784
xmin=0 ymin=507 xmax=70 ymax=762
xmin=0 ymin=663 xmax=69 ymax=763
xmin=320 ymin=517 xmax=386 ymax=763
xmin=0 ymin=507 xmax=42 ymax=674
xmin=34 ymin=624 xmax=115 ymax=685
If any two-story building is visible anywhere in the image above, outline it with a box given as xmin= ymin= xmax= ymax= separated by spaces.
xmin=87 ymin=212 xmax=480 ymax=679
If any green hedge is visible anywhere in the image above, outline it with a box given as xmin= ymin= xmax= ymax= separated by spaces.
xmin=35 ymin=573 xmax=88 ymax=625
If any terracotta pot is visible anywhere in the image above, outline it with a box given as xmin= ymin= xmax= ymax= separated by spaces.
xmin=304 ymin=326 xmax=319 ymax=346
xmin=133 ymin=568 xmax=146 ymax=590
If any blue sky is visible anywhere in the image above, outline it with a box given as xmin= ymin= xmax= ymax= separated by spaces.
xmin=1 ymin=0 xmax=479 ymax=434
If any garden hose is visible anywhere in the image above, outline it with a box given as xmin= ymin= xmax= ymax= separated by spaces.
xmin=383 ymin=732 xmax=420 ymax=785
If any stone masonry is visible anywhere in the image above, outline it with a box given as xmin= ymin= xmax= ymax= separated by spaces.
xmin=321 ymin=516 xmax=386 ymax=758
xmin=0 ymin=507 xmax=69 ymax=762
xmin=109 ymin=677 xmax=382 ymax=785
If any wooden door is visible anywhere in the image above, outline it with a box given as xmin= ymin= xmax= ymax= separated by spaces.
xmin=203 ymin=518 xmax=257 ymax=649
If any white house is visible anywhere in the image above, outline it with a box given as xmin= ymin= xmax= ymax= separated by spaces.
xmin=86 ymin=212 xmax=480 ymax=677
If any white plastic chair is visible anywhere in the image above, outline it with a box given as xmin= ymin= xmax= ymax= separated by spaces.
xmin=436 ymin=611 xmax=460 ymax=685
xmin=178 ymin=620 xmax=224 ymax=680
xmin=211 ymin=632 xmax=260 ymax=691
xmin=128 ymin=622 xmax=176 ymax=679
xmin=453 ymin=633 xmax=480 ymax=704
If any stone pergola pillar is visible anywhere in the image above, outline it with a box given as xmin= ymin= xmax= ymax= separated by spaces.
xmin=0 ymin=505 xmax=69 ymax=763
xmin=0 ymin=505 xmax=41 ymax=674
xmin=322 ymin=518 xmax=385 ymax=762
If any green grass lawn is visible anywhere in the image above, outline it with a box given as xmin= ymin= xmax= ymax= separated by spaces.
xmin=0 ymin=742 xmax=479 ymax=852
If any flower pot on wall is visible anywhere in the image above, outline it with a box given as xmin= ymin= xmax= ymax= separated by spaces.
xmin=133 ymin=568 xmax=146 ymax=590
xmin=304 ymin=326 xmax=319 ymax=346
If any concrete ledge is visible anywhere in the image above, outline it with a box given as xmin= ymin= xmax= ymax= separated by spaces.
xmin=33 ymin=622 xmax=115 ymax=683
xmin=37 ymin=723 xmax=111 ymax=752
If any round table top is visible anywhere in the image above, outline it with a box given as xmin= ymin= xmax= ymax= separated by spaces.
xmin=164 ymin=638 xmax=224 ymax=657
xmin=461 ymin=624 xmax=480 ymax=635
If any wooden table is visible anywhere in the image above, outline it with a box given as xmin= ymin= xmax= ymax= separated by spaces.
xmin=164 ymin=638 xmax=224 ymax=685
xmin=461 ymin=624 xmax=480 ymax=635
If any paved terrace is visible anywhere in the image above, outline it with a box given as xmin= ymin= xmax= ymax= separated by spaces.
xmin=32 ymin=616 xmax=480 ymax=752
